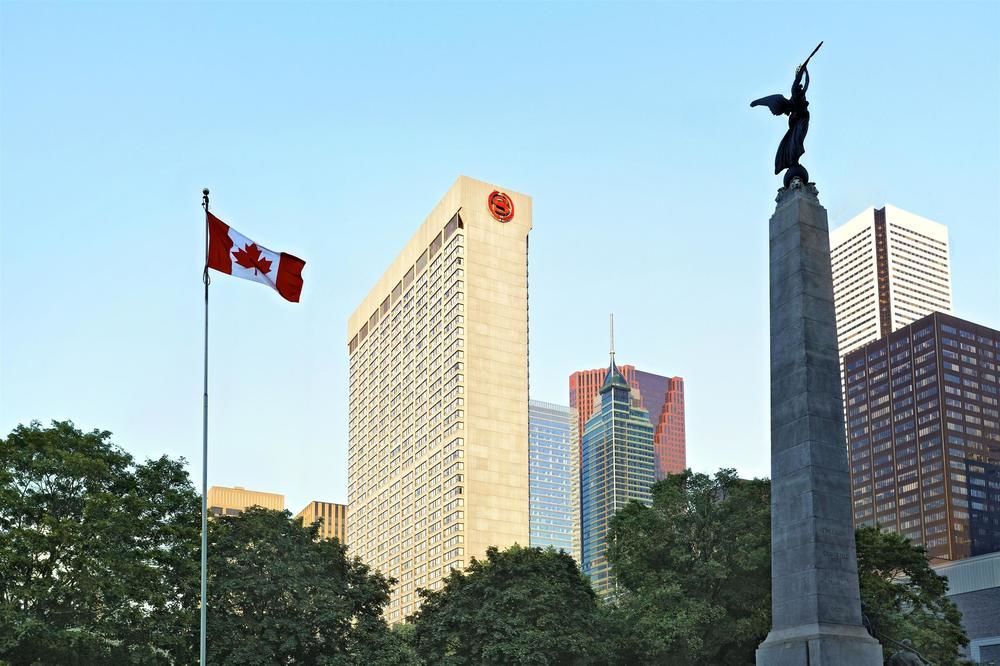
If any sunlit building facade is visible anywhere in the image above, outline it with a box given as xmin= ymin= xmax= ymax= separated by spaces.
xmin=845 ymin=312 xmax=1000 ymax=562
xmin=580 ymin=358 xmax=655 ymax=595
xmin=206 ymin=485 xmax=284 ymax=517
xmin=347 ymin=176 xmax=532 ymax=622
xmin=831 ymin=204 xmax=952 ymax=361
xmin=295 ymin=501 xmax=347 ymax=542
xmin=528 ymin=400 xmax=579 ymax=560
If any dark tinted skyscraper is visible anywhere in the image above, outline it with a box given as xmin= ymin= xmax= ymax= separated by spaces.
xmin=844 ymin=312 xmax=1000 ymax=561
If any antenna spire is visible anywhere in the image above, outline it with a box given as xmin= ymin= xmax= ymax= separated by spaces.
xmin=610 ymin=313 xmax=615 ymax=366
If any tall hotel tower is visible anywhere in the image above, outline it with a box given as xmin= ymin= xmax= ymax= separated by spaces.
xmin=830 ymin=205 xmax=952 ymax=360
xmin=347 ymin=176 xmax=532 ymax=622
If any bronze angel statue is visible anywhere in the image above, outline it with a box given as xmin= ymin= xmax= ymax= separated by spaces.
xmin=752 ymin=42 xmax=822 ymax=187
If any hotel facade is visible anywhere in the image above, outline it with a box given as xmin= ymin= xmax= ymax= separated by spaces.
xmin=347 ymin=176 xmax=532 ymax=621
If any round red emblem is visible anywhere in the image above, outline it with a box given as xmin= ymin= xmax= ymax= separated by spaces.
xmin=488 ymin=191 xmax=514 ymax=223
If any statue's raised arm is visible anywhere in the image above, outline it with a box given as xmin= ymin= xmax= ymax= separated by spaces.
xmin=751 ymin=42 xmax=823 ymax=187
xmin=799 ymin=41 xmax=823 ymax=71
xmin=795 ymin=65 xmax=810 ymax=93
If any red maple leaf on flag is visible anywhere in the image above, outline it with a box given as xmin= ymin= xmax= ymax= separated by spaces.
xmin=232 ymin=243 xmax=273 ymax=275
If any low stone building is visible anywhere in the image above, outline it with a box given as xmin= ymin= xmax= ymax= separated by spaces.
xmin=933 ymin=550 xmax=1000 ymax=663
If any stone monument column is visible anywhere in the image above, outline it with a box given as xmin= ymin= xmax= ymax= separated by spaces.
xmin=755 ymin=181 xmax=883 ymax=665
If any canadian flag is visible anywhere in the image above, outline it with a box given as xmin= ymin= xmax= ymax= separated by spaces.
xmin=206 ymin=212 xmax=305 ymax=302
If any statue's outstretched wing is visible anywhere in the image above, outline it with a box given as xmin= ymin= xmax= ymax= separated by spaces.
xmin=751 ymin=94 xmax=792 ymax=116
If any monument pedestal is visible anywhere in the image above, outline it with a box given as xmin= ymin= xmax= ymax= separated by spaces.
xmin=757 ymin=623 xmax=882 ymax=665
xmin=756 ymin=181 xmax=883 ymax=665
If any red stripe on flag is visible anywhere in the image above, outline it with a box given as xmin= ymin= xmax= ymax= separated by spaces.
xmin=276 ymin=253 xmax=306 ymax=302
xmin=206 ymin=212 xmax=233 ymax=274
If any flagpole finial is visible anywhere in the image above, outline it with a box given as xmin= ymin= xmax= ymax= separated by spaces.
xmin=202 ymin=188 xmax=211 ymax=284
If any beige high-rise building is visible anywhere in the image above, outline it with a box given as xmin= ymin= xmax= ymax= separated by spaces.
xmin=207 ymin=485 xmax=284 ymax=517
xmin=347 ymin=176 xmax=532 ymax=622
xmin=830 ymin=204 xmax=952 ymax=360
xmin=295 ymin=501 xmax=347 ymax=542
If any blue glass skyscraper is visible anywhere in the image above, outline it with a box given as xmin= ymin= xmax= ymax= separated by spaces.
xmin=528 ymin=400 xmax=579 ymax=559
xmin=580 ymin=350 xmax=656 ymax=595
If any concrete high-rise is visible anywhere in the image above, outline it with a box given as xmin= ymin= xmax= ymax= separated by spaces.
xmin=580 ymin=352 xmax=655 ymax=596
xmin=295 ymin=501 xmax=347 ymax=543
xmin=845 ymin=312 xmax=1000 ymax=562
xmin=528 ymin=400 xmax=579 ymax=560
xmin=206 ymin=486 xmax=284 ymax=517
xmin=570 ymin=366 xmax=684 ymax=480
xmin=831 ymin=204 xmax=952 ymax=360
xmin=347 ymin=176 xmax=531 ymax=622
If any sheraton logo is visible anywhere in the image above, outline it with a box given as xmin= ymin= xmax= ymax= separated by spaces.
xmin=488 ymin=190 xmax=514 ymax=223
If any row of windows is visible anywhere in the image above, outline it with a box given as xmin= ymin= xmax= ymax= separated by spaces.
xmin=348 ymin=214 xmax=463 ymax=354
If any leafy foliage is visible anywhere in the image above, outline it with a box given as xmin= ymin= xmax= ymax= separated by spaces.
xmin=205 ymin=507 xmax=400 ymax=665
xmin=605 ymin=469 xmax=771 ymax=664
xmin=0 ymin=420 xmax=200 ymax=664
xmin=1 ymin=422 xmax=972 ymax=666
xmin=0 ymin=420 xmax=408 ymax=665
xmin=409 ymin=544 xmax=611 ymax=665
xmin=856 ymin=525 xmax=969 ymax=665
xmin=606 ymin=471 xmax=971 ymax=665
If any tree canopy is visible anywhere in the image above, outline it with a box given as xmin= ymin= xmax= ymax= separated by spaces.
xmin=2 ymin=421 xmax=972 ymax=665
xmin=409 ymin=544 xmax=611 ymax=665
xmin=0 ymin=420 xmax=200 ymax=664
xmin=856 ymin=525 xmax=968 ymax=665
xmin=606 ymin=470 xmax=970 ymax=665
xmin=605 ymin=468 xmax=771 ymax=665
xmin=0 ymin=420 xmax=408 ymax=665
xmin=206 ymin=506 xmax=403 ymax=665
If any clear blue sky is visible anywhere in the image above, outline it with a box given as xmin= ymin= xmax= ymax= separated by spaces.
xmin=2 ymin=1 xmax=998 ymax=514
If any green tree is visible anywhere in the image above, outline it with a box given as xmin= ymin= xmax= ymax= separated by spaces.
xmin=206 ymin=506 xmax=402 ymax=665
xmin=0 ymin=420 xmax=410 ymax=665
xmin=409 ymin=544 xmax=611 ymax=665
xmin=0 ymin=420 xmax=201 ymax=665
xmin=856 ymin=525 xmax=969 ymax=665
xmin=607 ymin=470 xmax=971 ymax=665
xmin=605 ymin=469 xmax=771 ymax=664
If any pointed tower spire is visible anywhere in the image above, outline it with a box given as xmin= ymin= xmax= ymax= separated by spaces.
xmin=601 ymin=313 xmax=628 ymax=392
xmin=610 ymin=313 xmax=615 ymax=366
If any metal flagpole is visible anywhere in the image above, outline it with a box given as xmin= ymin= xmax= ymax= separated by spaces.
xmin=200 ymin=187 xmax=211 ymax=665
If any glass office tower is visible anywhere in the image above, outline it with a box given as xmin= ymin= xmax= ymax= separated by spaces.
xmin=570 ymin=366 xmax=685 ymax=480
xmin=528 ymin=400 xmax=579 ymax=560
xmin=580 ymin=357 xmax=655 ymax=595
